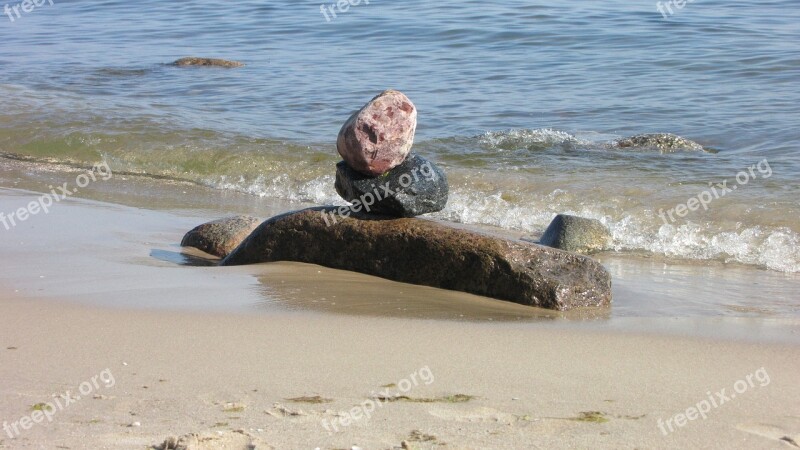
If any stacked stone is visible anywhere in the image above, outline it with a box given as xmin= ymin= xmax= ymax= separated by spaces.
xmin=334 ymin=90 xmax=448 ymax=217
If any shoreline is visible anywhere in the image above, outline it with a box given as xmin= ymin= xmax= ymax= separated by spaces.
xmin=0 ymin=157 xmax=797 ymax=328
xmin=0 ymin=156 xmax=798 ymax=448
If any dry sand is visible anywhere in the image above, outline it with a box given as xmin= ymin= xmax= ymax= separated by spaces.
xmin=1 ymin=296 xmax=799 ymax=449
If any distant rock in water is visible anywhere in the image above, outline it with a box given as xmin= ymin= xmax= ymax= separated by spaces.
xmin=181 ymin=215 xmax=260 ymax=258
xmin=479 ymin=128 xmax=584 ymax=151
xmin=219 ymin=208 xmax=612 ymax=311
xmin=476 ymin=129 xmax=707 ymax=153
xmin=334 ymin=153 xmax=448 ymax=217
xmin=613 ymin=133 xmax=704 ymax=152
xmin=539 ymin=214 xmax=612 ymax=254
xmin=170 ymin=57 xmax=245 ymax=68
xmin=337 ymin=89 xmax=417 ymax=177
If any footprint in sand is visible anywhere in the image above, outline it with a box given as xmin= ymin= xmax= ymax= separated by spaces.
xmin=427 ymin=406 xmax=518 ymax=424
xmin=736 ymin=423 xmax=800 ymax=447
xmin=155 ymin=429 xmax=272 ymax=450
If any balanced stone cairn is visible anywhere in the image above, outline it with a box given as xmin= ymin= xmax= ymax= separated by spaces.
xmin=327 ymin=89 xmax=448 ymax=223
xmin=180 ymin=89 xmax=613 ymax=311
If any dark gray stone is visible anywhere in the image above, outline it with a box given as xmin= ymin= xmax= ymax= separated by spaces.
xmin=334 ymin=153 xmax=448 ymax=218
xmin=220 ymin=208 xmax=612 ymax=311
xmin=181 ymin=215 xmax=260 ymax=258
xmin=539 ymin=214 xmax=612 ymax=254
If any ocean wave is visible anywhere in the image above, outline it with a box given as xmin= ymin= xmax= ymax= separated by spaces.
xmin=433 ymin=185 xmax=799 ymax=273
xmin=200 ymin=171 xmax=800 ymax=273
xmin=0 ymin=117 xmax=796 ymax=273
xmin=478 ymin=128 xmax=590 ymax=151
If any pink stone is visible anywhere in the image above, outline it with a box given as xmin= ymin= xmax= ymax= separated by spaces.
xmin=336 ymin=89 xmax=417 ymax=176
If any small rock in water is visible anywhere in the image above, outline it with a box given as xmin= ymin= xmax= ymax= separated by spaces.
xmin=337 ymin=89 xmax=417 ymax=177
xmin=539 ymin=214 xmax=612 ymax=254
xmin=335 ymin=153 xmax=448 ymax=217
xmin=614 ymin=133 xmax=704 ymax=152
xmin=181 ymin=215 xmax=260 ymax=258
xmin=170 ymin=57 xmax=245 ymax=68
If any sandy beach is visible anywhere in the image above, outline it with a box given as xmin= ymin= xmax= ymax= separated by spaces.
xmin=2 ymin=295 xmax=799 ymax=449
xmin=0 ymin=160 xmax=798 ymax=449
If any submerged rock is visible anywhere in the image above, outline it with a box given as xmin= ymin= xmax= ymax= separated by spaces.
xmin=337 ymin=89 xmax=417 ymax=177
xmin=614 ymin=133 xmax=704 ymax=152
xmin=539 ymin=214 xmax=612 ymax=254
xmin=220 ymin=208 xmax=612 ymax=311
xmin=170 ymin=57 xmax=245 ymax=68
xmin=180 ymin=215 xmax=260 ymax=258
xmin=334 ymin=153 xmax=448 ymax=217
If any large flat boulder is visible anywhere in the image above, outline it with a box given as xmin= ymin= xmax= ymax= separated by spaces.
xmin=220 ymin=208 xmax=611 ymax=311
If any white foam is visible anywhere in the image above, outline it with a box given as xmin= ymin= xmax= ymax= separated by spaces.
xmin=199 ymin=162 xmax=799 ymax=274
xmin=478 ymin=128 xmax=590 ymax=149
xmin=436 ymin=187 xmax=800 ymax=273
xmin=210 ymin=173 xmax=346 ymax=206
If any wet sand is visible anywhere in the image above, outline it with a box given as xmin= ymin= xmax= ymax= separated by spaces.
xmin=1 ymin=156 xmax=797 ymax=322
